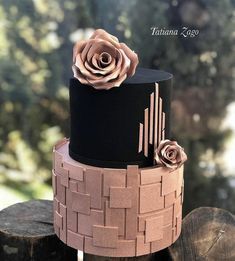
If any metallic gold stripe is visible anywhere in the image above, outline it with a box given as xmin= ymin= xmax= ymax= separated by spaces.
xmin=162 ymin=112 xmax=165 ymax=140
xmin=138 ymin=123 xmax=143 ymax=153
xmin=154 ymin=83 xmax=159 ymax=150
xmin=149 ymin=92 xmax=154 ymax=145
xmin=144 ymin=108 xmax=149 ymax=157
xmin=158 ymin=97 xmax=162 ymax=144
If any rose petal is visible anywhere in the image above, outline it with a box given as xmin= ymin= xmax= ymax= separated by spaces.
xmin=91 ymin=73 xmax=127 ymax=90
xmin=90 ymin=52 xmax=116 ymax=72
xmin=86 ymin=39 xmax=118 ymax=62
xmin=72 ymin=65 xmax=90 ymax=85
xmin=160 ymin=144 xmax=171 ymax=157
xmin=87 ymin=50 xmax=124 ymax=86
xmin=80 ymin=39 xmax=96 ymax=62
xmin=92 ymin=53 xmax=103 ymax=69
xmin=157 ymin=139 xmax=171 ymax=153
xmin=166 ymin=149 xmax=177 ymax=160
xmin=118 ymin=49 xmax=131 ymax=78
xmin=120 ymin=43 xmax=139 ymax=76
xmin=73 ymin=40 xmax=87 ymax=63
xmin=99 ymin=52 xmax=112 ymax=67
xmin=84 ymin=61 xmax=107 ymax=75
xmin=75 ymin=55 xmax=103 ymax=80
xmin=90 ymin=29 xmax=120 ymax=48
xmin=108 ymin=73 xmax=127 ymax=87
xmin=88 ymin=67 xmax=121 ymax=85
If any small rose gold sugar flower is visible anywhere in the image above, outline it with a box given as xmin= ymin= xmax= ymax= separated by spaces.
xmin=155 ymin=139 xmax=187 ymax=170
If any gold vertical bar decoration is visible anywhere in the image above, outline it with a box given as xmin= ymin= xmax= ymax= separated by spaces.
xmin=138 ymin=123 xmax=143 ymax=153
xmin=144 ymin=108 xmax=149 ymax=157
xmin=158 ymin=98 xmax=162 ymax=144
xmin=154 ymin=83 xmax=159 ymax=150
xmin=149 ymin=92 xmax=154 ymax=145
xmin=162 ymin=112 xmax=165 ymax=140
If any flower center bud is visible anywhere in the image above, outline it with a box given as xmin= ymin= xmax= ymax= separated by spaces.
xmin=99 ymin=52 xmax=112 ymax=67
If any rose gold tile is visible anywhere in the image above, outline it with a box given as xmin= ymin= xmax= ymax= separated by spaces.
xmin=67 ymin=230 xmax=84 ymax=250
xmin=103 ymin=169 xmax=126 ymax=197
xmin=60 ymin=203 xmax=67 ymax=243
xmin=158 ymin=97 xmax=162 ymax=144
xmin=85 ymin=169 xmax=102 ymax=209
xmin=72 ymin=191 xmax=90 ymax=215
xmin=140 ymin=167 xmax=167 ymax=185
xmin=149 ymin=92 xmax=154 ymax=145
xmin=55 ymin=173 xmax=66 ymax=205
xmin=161 ymin=168 xmax=179 ymax=196
xmin=110 ymin=187 xmax=132 ymax=209
xmin=176 ymin=165 xmax=184 ymax=197
xmin=173 ymin=195 xmax=182 ymax=226
xmin=105 ymin=200 xmax=125 ymax=236
xmin=55 ymin=211 xmax=63 ymax=228
xmin=54 ymin=151 xmax=68 ymax=176
xmin=138 ymin=205 xmax=174 ymax=232
xmin=63 ymin=161 xmax=84 ymax=181
xmin=136 ymin=235 xmax=151 ymax=256
xmin=162 ymin=112 xmax=165 ymax=140
xmin=154 ymin=83 xmax=159 ymax=149
xmin=93 ymin=225 xmax=118 ymax=248
xmin=125 ymin=165 xmax=139 ymax=240
xmin=84 ymin=236 xmax=136 ymax=257
xmin=144 ymin=108 xmax=149 ymax=157
xmin=165 ymin=191 xmax=176 ymax=208
xmin=78 ymin=209 xmax=104 ymax=236
xmin=175 ymin=212 xmax=182 ymax=239
xmin=66 ymin=189 xmax=77 ymax=232
xmin=145 ymin=216 xmax=164 ymax=243
xmin=69 ymin=180 xmax=77 ymax=192
xmin=52 ymin=171 xmax=57 ymax=196
xmin=138 ymin=123 xmax=143 ymax=153
xmin=151 ymin=224 xmax=173 ymax=253
xmin=60 ymin=171 xmax=69 ymax=188
xmin=53 ymin=197 xmax=60 ymax=213
xmin=139 ymin=183 xmax=164 ymax=213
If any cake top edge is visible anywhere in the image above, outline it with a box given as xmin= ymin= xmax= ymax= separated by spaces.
xmin=124 ymin=67 xmax=173 ymax=84
xmin=70 ymin=66 xmax=173 ymax=86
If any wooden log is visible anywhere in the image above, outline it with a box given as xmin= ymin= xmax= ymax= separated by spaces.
xmin=169 ymin=207 xmax=235 ymax=261
xmin=0 ymin=200 xmax=77 ymax=261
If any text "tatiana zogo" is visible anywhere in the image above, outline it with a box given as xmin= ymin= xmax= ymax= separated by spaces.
xmin=151 ymin=27 xmax=199 ymax=38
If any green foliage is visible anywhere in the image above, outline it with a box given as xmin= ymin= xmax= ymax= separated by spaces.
xmin=0 ymin=0 xmax=235 ymax=213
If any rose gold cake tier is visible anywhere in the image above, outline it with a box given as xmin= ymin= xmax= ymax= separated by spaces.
xmin=53 ymin=139 xmax=184 ymax=257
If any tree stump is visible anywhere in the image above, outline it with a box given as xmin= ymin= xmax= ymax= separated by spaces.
xmin=169 ymin=207 xmax=235 ymax=261
xmin=0 ymin=200 xmax=77 ymax=261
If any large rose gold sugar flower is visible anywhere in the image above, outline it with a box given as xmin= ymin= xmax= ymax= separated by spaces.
xmin=155 ymin=140 xmax=187 ymax=170
xmin=72 ymin=29 xmax=139 ymax=90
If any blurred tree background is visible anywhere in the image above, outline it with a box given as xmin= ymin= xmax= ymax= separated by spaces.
xmin=0 ymin=0 xmax=235 ymax=214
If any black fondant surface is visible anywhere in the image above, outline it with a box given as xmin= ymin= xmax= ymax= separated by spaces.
xmin=69 ymin=67 xmax=172 ymax=168
xmin=124 ymin=67 xmax=172 ymax=84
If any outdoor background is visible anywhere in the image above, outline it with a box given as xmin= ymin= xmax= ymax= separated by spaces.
xmin=0 ymin=0 xmax=235 ymax=216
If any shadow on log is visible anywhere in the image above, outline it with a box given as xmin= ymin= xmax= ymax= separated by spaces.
xmin=0 ymin=200 xmax=77 ymax=261
xmin=169 ymin=207 xmax=235 ymax=261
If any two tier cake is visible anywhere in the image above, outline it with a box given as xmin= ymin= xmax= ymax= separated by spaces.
xmin=52 ymin=29 xmax=187 ymax=257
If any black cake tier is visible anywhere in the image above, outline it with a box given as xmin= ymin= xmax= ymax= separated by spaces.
xmin=69 ymin=67 xmax=172 ymax=168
